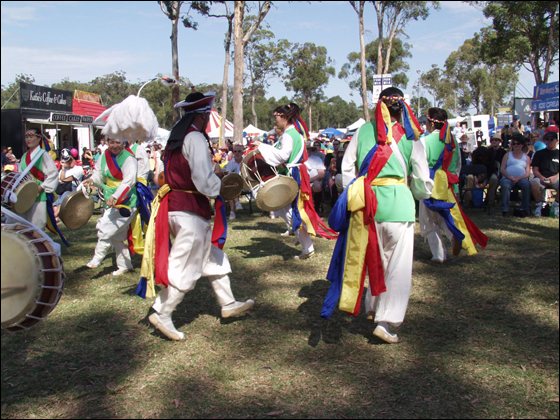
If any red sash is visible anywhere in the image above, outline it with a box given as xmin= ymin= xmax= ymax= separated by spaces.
xmin=25 ymin=151 xmax=45 ymax=182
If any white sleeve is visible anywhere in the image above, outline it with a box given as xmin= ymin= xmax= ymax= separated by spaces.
xmin=40 ymin=152 xmax=59 ymax=194
xmin=341 ymin=130 xmax=360 ymax=188
xmin=258 ymin=132 xmax=293 ymax=166
xmin=409 ymin=140 xmax=434 ymax=200
xmin=110 ymin=156 xmax=138 ymax=203
xmin=183 ymin=132 xmax=222 ymax=197
xmin=91 ymin=158 xmax=105 ymax=189
xmin=135 ymin=144 xmax=151 ymax=180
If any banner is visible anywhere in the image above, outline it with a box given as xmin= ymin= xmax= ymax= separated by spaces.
xmin=20 ymin=82 xmax=73 ymax=112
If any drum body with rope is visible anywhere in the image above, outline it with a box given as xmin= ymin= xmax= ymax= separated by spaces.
xmin=240 ymin=149 xmax=298 ymax=212
xmin=1 ymin=171 xmax=39 ymax=214
xmin=1 ymin=223 xmax=65 ymax=332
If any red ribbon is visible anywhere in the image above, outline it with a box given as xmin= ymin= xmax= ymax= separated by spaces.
xmin=25 ymin=151 xmax=45 ymax=182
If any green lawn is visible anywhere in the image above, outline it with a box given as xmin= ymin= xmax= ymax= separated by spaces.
xmin=1 ymin=203 xmax=558 ymax=419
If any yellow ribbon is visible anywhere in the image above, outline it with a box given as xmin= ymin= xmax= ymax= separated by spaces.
xmin=297 ymin=188 xmax=317 ymax=237
xmin=106 ymin=179 xmax=121 ymax=189
xmin=432 ymin=170 xmax=477 ymax=255
xmin=140 ymin=184 xmax=172 ymax=299
xmin=370 ymin=178 xmax=406 ymax=186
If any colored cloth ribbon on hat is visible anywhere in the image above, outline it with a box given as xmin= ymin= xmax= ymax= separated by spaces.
xmin=321 ymin=123 xmax=404 ymax=319
xmin=375 ymin=97 xmax=423 ymax=145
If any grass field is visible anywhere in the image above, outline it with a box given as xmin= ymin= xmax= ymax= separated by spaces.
xmin=1 ymin=202 xmax=558 ymax=419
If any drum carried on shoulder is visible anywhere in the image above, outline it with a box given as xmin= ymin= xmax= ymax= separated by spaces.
xmin=240 ymin=149 xmax=298 ymax=212
xmin=1 ymin=171 xmax=39 ymax=214
xmin=1 ymin=221 xmax=65 ymax=332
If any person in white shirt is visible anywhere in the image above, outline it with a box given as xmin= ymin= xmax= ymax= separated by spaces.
xmin=97 ymin=138 xmax=108 ymax=154
xmin=305 ymin=143 xmax=326 ymax=216
xmin=53 ymin=148 xmax=84 ymax=218
xmin=223 ymin=143 xmax=245 ymax=220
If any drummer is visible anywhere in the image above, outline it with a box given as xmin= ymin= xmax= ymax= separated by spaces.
xmin=20 ymin=129 xmax=59 ymax=231
xmin=223 ymin=143 xmax=245 ymax=220
xmin=82 ymin=137 xmax=138 ymax=276
xmin=252 ymin=103 xmax=337 ymax=260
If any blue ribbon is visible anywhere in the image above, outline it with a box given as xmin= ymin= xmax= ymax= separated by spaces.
xmin=46 ymin=193 xmax=69 ymax=247
xmin=136 ymin=181 xmax=154 ymax=228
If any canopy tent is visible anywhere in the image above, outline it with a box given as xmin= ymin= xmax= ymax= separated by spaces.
xmin=151 ymin=128 xmax=170 ymax=147
xmin=346 ymin=118 xmax=365 ymax=131
xmin=321 ymin=127 xmax=343 ymax=136
xmin=243 ymin=123 xmax=266 ymax=137
xmin=207 ymin=108 xmax=234 ymax=140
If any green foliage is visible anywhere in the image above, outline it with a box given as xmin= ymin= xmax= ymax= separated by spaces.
xmin=339 ymin=37 xmax=412 ymax=94
xmin=1 ymin=74 xmax=36 ymax=109
xmin=472 ymin=1 xmax=559 ymax=85
xmin=409 ymin=95 xmax=432 ymax=117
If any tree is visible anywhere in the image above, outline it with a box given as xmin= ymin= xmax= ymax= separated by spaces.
xmin=88 ymin=71 xmax=137 ymax=107
xmin=444 ymin=37 xmax=518 ymax=115
xmin=348 ymin=1 xmax=371 ymax=122
xmin=470 ymin=1 xmax=559 ymax=86
xmin=232 ymin=1 xmax=272 ymax=145
xmin=373 ymin=1 xmax=439 ymax=75
xmin=1 ymin=74 xmax=36 ymax=109
xmin=339 ymin=37 xmax=412 ymax=99
xmin=283 ymin=42 xmax=335 ymax=132
xmin=409 ymin=95 xmax=432 ymax=117
xmin=159 ymin=1 xmax=210 ymax=124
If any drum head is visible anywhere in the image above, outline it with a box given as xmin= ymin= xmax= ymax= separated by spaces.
xmin=1 ymin=230 xmax=41 ymax=328
xmin=241 ymin=150 xmax=261 ymax=189
xmin=11 ymin=182 xmax=38 ymax=214
xmin=60 ymin=190 xmax=94 ymax=229
xmin=255 ymin=176 xmax=299 ymax=212
xmin=221 ymin=173 xmax=244 ymax=201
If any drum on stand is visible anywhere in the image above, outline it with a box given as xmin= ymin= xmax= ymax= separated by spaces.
xmin=1 ymin=171 xmax=39 ymax=214
xmin=1 ymin=223 xmax=65 ymax=332
xmin=240 ymin=149 xmax=298 ymax=212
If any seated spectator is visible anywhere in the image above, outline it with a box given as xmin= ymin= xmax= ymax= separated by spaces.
xmin=53 ymin=148 xmax=84 ymax=218
xmin=82 ymin=147 xmax=94 ymax=169
xmin=305 ymin=145 xmax=326 ymax=216
xmin=311 ymin=140 xmax=326 ymax=160
xmin=527 ymin=131 xmax=546 ymax=158
xmin=5 ymin=147 xmax=19 ymax=164
xmin=1 ymin=147 xmax=9 ymax=167
xmin=499 ymin=134 xmax=532 ymax=217
xmin=531 ymin=131 xmax=559 ymax=217
xmin=333 ymin=141 xmax=349 ymax=202
xmin=464 ymin=146 xmax=496 ymax=208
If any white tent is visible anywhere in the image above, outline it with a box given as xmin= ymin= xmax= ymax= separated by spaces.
xmin=206 ymin=108 xmax=234 ymax=140
xmin=347 ymin=118 xmax=366 ymax=131
xmin=244 ymin=124 xmax=266 ymax=136
xmin=153 ymin=128 xmax=170 ymax=147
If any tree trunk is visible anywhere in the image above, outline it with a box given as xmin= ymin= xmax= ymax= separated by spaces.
xmin=307 ymin=101 xmax=312 ymax=133
xmin=252 ymin=89 xmax=257 ymax=127
xmin=220 ymin=17 xmax=233 ymax=147
xmin=233 ymin=1 xmax=245 ymax=146
xmin=383 ymin=17 xmax=398 ymax=74
xmin=374 ymin=2 xmax=384 ymax=76
xmin=358 ymin=3 xmax=370 ymax=122
xmin=171 ymin=2 xmax=181 ymax=124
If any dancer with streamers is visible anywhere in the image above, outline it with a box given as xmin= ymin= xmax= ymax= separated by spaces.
xmin=136 ymin=91 xmax=254 ymax=341
xmin=321 ymin=87 xmax=433 ymax=343
xmin=18 ymin=128 xmax=68 ymax=246
xmin=253 ymin=103 xmax=337 ymax=260
xmin=419 ymin=108 xmax=463 ymax=263
xmin=83 ymin=95 xmax=159 ymax=275
xmin=419 ymin=108 xmax=488 ymax=260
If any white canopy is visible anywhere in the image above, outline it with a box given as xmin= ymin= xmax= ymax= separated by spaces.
xmin=347 ymin=118 xmax=366 ymax=131
xmin=154 ymin=128 xmax=170 ymax=147
xmin=207 ymin=108 xmax=234 ymax=139
xmin=244 ymin=124 xmax=266 ymax=136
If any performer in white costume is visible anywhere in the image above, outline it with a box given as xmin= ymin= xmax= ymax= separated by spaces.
xmin=139 ymin=91 xmax=254 ymax=341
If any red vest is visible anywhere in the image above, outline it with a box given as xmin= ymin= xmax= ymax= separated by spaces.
xmin=166 ymin=148 xmax=212 ymax=219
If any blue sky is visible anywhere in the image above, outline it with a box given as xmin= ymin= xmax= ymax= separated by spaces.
xmin=1 ymin=1 xmax=544 ymax=108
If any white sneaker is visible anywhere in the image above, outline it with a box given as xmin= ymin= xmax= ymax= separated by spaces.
xmin=533 ymin=204 xmax=542 ymax=217
xmin=294 ymin=250 xmax=314 ymax=260
xmin=86 ymin=261 xmax=101 ymax=269
xmin=280 ymin=230 xmax=293 ymax=237
xmin=221 ymin=300 xmax=255 ymax=318
xmin=112 ymin=268 xmax=132 ymax=276
xmin=148 ymin=313 xmax=185 ymax=341
xmin=235 ymin=202 xmax=243 ymax=211
xmin=229 ymin=212 xmax=236 ymax=220
xmin=373 ymin=324 xmax=399 ymax=344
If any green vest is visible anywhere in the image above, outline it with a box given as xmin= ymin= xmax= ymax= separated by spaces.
xmin=100 ymin=150 xmax=137 ymax=208
xmin=356 ymin=122 xmax=415 ymax=222
xmin=21 ymin=150 xmax=47 ymax=202
xmin=423 ymin=130 xmax=460 ymax=194
xmin=277 ymin=127 xmax=304 ymax=165
xmin=130 ymin=143 xmax=139 ymax=154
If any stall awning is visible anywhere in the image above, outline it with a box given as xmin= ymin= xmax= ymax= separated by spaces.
xmin=72 ymin=98 xmax=106 ymax=119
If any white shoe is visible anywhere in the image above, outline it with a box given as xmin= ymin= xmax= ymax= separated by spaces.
xmin=229 ymin=212 xmax=236 ymax=220
xmin=280 ymin=230 xmax=293 ymax=237
xmin=86 ymin=261 xmax=101 ymax=269
xmin=112 ymin=268 xmax=132 ymax=276
xmin=294 ymin=250 xmax=314 ymax=260
xmin=235 ymin=202 xmax=243 ymax=211
xmin=221 ymin=300 xmax=255 ymax=318
xmin=148 ymin=313 xmax=185 ymax=341
xmin=533 ymin=205 xmax=542 ymax=217
xmin=373 ymin=324 xmax=399 ymax=344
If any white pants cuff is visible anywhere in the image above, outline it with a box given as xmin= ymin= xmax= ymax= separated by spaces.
xmin=152 ymin=284 xmax=185 ymax=316
xmin=208 ymin=275 xmax=235 ymax=307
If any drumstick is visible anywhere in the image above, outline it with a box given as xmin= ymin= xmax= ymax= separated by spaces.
xmin=1 ymin=285 xmax=28 ymax=291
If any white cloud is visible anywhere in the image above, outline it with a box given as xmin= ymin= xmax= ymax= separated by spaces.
xmin=0 ymin=5 xmax=41 ymax=26
xmin=1 ymin=46 xmax=149 ymax=85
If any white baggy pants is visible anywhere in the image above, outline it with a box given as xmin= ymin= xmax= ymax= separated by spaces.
xmin=418 ymin=201 xmax=454 ymax=262
xmin=364 ymin=222 xmax=414 ymax=327
xmin=275 ymin=204 xmax=314 ymax=254
xmin=152 ymin=211 xmax=236 ymax=316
